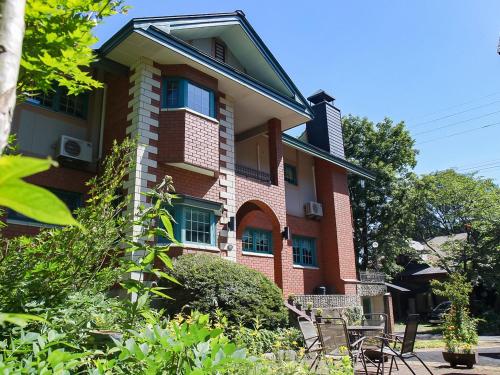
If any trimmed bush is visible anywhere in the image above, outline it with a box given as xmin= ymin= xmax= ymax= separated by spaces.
xmin=164 ymin=253 xmax=288 ymax=328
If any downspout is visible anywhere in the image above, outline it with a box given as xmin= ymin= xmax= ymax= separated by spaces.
xmin=97 ymin=83 xmax=108 ymax=161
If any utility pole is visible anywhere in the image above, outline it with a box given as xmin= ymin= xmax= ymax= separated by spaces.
xmin=497 ymin=36 xmax=500 ymax=55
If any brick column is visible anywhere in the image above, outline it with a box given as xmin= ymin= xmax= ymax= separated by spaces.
xmin=267 ymin=118 xmax=282 ymax=186
xmin=124 ymin=57 xmax=161 ymax=286
xmin=315 ymin=159 xmax=357 ymax=294
xmin=218 ymin=94 xmax=237 ymax=261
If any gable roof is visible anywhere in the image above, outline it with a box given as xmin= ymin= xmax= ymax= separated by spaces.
xmin=98 ymin=11 xmax=312 ymax=119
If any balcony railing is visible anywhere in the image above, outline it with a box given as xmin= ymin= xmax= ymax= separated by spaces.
xmin=235 ymin=164 xmax=271 ymax=183
xmin=359 ymin=271 xmax=385 ymax=283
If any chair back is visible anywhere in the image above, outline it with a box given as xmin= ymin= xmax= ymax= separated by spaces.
xmin=298 ymin=317 xmax=321 ymax=352
xmin=401 ymin=314 xmax=420 ymax=354
xmin=317 ymin=318 xmax=350 ymax=356
xmin=362 ymin=313 xmax=388 ymax=335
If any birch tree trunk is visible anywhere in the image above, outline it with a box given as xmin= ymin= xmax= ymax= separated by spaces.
xmin=0 ymin=0 xmax=25 ymax=154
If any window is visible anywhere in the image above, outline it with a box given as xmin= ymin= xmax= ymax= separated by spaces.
xmin=214 ymin=41 xmax=226 ymax=62
xmin=292 ymin=236 xmax=317 ymax=267
xmin=284 ymin=163 xmax=298 ymax=185
xmin=158 ymin=199 xmax=219 ymax=246
xmin=242 ymin=228 xmax=272 ymax=254
xmin=7 ymin=188 xmax=83 ymax=225
xmin=26 ymin=87 xmax=88 ymax=119
xmin=162 ymin=78 xmax=215 ymax=118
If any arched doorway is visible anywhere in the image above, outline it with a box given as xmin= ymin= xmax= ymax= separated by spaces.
xmin=236 ymin=200 xmax=283 ymax=289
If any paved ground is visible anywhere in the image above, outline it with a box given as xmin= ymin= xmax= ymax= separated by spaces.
xmin=355 ymin=344 xmax=500 ymax=375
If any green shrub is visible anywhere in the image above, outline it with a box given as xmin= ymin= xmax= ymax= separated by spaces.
xmin=231 ymin=324 xmax=302 ymax=355
xmin=0 ymin=140 xmax=135 ymax=311
xmin=164 ymin=254 xmax=288 ymax=329
xmin=478 ymin=310 xmax=500 ymax=335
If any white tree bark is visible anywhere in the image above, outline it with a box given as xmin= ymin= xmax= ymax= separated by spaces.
xmin=0 ymin=0 xmax=25 ymax=154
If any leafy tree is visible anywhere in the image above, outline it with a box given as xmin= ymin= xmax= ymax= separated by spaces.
xmin=342 ymin=115 xmax=418 ymax=274
xmin=409 ymin=170 xmax=500 ymax=288
xmin=0 ymin=0 xmax=127 ymax=226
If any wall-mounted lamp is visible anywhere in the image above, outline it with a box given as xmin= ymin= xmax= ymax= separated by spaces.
xmin=281 ymin=226 xmax=291 ymax=240
xmin=228 ymin=216 xmax=235 ymax=231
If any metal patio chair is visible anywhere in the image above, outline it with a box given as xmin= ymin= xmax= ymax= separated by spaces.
xmin=317 ymin=317 xmax=368 ymax=374
xmin=297 ymin=316 xmax=323 ymax=369
xmin=374 ymin=314 xmax=434 ymax=375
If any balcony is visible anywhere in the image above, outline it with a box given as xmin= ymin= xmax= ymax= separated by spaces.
xmin=235 ymin=164 xmax=271 ymax=184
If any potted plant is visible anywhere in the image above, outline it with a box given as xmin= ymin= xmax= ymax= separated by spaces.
xmin=287 ymin=293 xmax=296 ymax=305
xmin=432 ymin=273 xmax=479 ymax=369
xmin=305 ymin=302 xmax=313 ymax=317
xmin=295 ymin=300 xmax=302 ymax=311
xmin=315 ymin=308 xmax=323 ymax=323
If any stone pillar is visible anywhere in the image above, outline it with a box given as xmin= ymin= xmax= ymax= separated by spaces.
xmin=267 ymin=118 xmax=282 ymax=186
xmin=124 ymin=57 xmax=161 ymax=289
xmin=218 ymin=94 xmax=237 ymax=261
xmin=384 ymin=292 xmax=395 ymax=334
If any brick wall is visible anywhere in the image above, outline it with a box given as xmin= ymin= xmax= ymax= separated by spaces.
xmin=158 ymin=110 xmax=219 ymax=174
xmin=314 ymin=159 xmax=357 ymax=294
xmin=286 ymin=214 xmax=324 ymax=294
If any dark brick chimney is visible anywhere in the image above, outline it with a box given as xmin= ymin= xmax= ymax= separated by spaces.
xmin=305 ymin=90 xmax=345 ymax=159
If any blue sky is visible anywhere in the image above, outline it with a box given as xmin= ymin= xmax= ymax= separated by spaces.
xmin=94 ymin=0 xmax=500 ymax=182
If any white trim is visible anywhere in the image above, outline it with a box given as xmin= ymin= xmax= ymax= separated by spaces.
xmin=242 ymin=251 xmax=274 ymax=258
xmin=171 ymin=244 xmax=220 ymax=252
xmin=161 ymin=107 xmax=219 ymax=124
xmin=6 ymin=219 xmax=54 ymax=229
xmin=133 ymin=30 xmax=311 ymax=120
xmin=293 ymin=264 xmax=320 ymax=270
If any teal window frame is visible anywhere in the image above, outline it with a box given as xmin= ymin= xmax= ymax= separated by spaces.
xmin=162 ymin=78 xmax=215 ymax=118
xmin=242 ymin=227 xmax=273 ymax=254
xmin=292 ymin=236 xmax=317 ymax=266
xmin=26 ymin=87 xmax=89 ymax=119
xmin=158 ymin=205 xmax=216 ymax=246
xmin=284 ymin=163 xmax=298 ymax=185
xmin=7 ymin=187 xmax=83 ymax=225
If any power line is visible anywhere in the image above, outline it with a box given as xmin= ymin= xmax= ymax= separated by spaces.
xmin=414 ymin=111 xmax=500 ymax=136
xmin=453 ymin=158 xmax=500 ymax=170
xmin=416 ymin=121 xmax=500 ymax=145
xmin=459 ymin=164 xmax=500 ymax=172
xmin=408 ymin=99 xmax=500 ymax=128
xmin=408 ymin=92 xmax=500 ymax=122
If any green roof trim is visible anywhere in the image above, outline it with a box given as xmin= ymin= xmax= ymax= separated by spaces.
xmin=173 ymin=194 xmax=223 ymax=215
xmin=97 ymin=12 xmax=313 ymax=119
xmin=282 ymin=134 xmax=376 ymax=181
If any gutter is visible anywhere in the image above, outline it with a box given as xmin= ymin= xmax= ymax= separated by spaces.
xmin=282 ymin=134 xmax=376 ymax=180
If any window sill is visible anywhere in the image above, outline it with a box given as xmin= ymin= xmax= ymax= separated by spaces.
xmin=293 ymin=264 xmax=320 ymax=270
xmin=6 ymin=219 xmax=54 ymax=229
xmin=242 ymin=251 xmax=274 ymax=258
xmin=171 ymin=243 xmax=220 ymax=252
xmin=161 ymin=107 xmax=219 ymax=124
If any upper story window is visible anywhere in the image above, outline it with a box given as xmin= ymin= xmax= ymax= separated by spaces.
xmin=242 ymin=227 xmax=273 ymax=254
xmin=26 ymin=87 xmax=88 ymax=119
xmin=214 ymin=41 xmax=226 ymax=62
xmin=292 ymin=236 xmax=317 ymax=267
xmin=284 ymin=163 xmax=298 ymax=185
xmin=162 ymin=78 xmax=215 ymax=118
xmin=7 ymin=187 xmax=83 ymax=226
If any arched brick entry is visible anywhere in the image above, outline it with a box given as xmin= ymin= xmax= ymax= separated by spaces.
xmin=236 ymin=200 xmax=283 ymax=289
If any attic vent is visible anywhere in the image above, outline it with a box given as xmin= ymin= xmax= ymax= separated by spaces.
xmin=214 ymin=41 xmax=225 ymax=62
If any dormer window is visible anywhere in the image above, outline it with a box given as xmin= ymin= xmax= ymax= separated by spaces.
xmin=214 ymin=40 xmax=225 ymax=63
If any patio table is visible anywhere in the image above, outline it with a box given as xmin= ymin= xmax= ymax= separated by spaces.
xmin=347 ymin=325 xmax=384 ymax=333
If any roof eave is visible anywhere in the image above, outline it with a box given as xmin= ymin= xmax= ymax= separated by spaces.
xmin=282 ymin=134 xmax=376 ymax=180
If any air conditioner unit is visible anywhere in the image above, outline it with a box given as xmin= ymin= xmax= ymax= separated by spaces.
xmin=304 ymin=201 xmax=323 ymax=218
xmin=57 ymin=135 xmax=92 ymax=163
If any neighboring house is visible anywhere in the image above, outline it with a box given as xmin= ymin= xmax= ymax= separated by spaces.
xmin=388 ymin=236 xmax=464 ymax=320
xmin=4 ymin=11 xmax=377 ymax=300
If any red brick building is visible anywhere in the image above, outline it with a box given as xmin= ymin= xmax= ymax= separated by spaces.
xmin=6 ymin=11 xmax=375 ymax=299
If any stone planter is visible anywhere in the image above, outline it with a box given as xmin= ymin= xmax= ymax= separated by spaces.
xmin=442 ymin=351 xmax=477 ymax=369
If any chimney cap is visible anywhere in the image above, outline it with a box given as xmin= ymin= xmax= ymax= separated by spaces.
xmin=307 ymin=89 xmax=335 ymax=105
